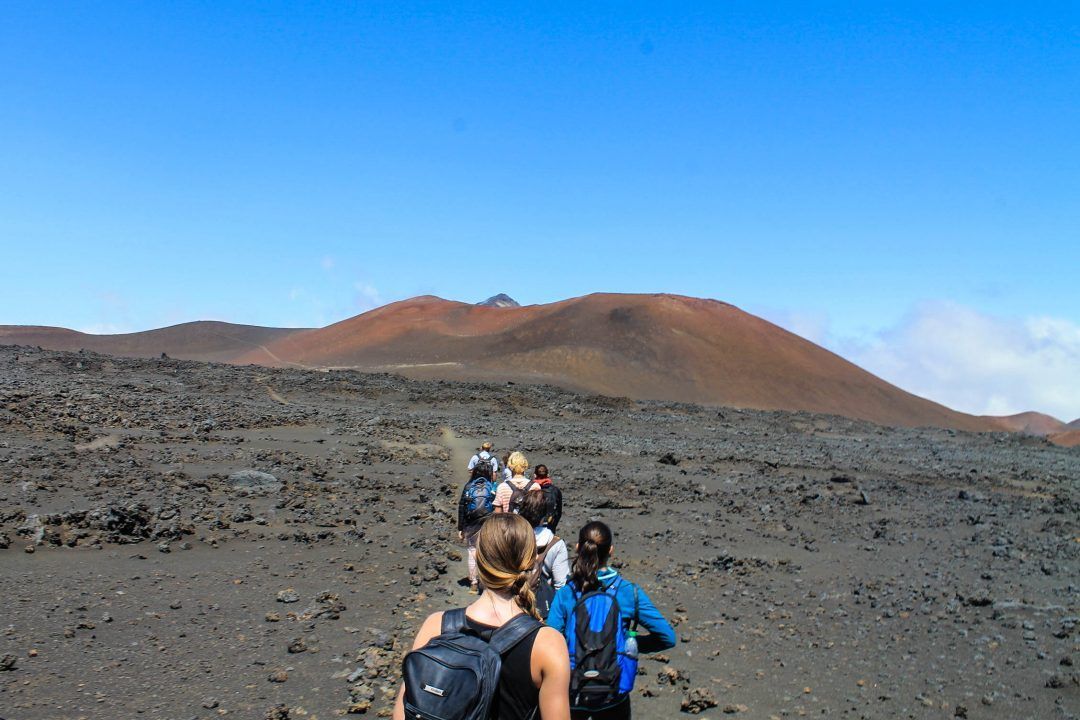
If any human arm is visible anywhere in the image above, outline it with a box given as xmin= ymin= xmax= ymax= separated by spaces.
xmin=457 ymin=484 xmax=467 ymax=532
xmin=392 ymin=611 xmax=445 ymax=720
xmin=493 ymin=482 xmax=510 ymax=513
xmin=631 ymin=585 xmax=677 ymax=653
xmin=545 ymin=585 xmax=571 ymax=633
xmin=532 ymin=626 xmax=571 ymax=720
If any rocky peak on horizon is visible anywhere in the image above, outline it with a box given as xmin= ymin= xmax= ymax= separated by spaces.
xmin=477 ymin=293 xmax=520 ymax=308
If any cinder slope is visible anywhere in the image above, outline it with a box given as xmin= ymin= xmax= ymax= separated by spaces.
xmin=1049 ymin=430 xmax=1080 ymax=448
xmin=985 ymin=411 xmax=1067 ymax=436
xmin=237 ymin=293 xmax=997 ymax=431
xmin=0 ymin=322 xmax=306 ymax=364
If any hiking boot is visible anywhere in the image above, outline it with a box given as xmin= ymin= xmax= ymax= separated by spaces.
xmin=468 ymin=583 xmax=479 ymax=595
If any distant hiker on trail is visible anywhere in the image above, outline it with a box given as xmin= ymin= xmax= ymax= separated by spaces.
xmin=394 ymin=514 xmax=572 ymax=720
xmin=520 ymin=489 xmax=569 ymax=620
xmin=546 ymin=521 xmax=676 ymax=720
xmin=496 ymin=451 xmax=540 ymax=515
xmin=467 ymin=441 xmax=499 ymax=481
xmin=533 ymin=464 xmax=563 ymax=532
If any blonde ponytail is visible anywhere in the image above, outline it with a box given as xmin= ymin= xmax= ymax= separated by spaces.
xmin=514 ymin=569 xmax=541 ymax=621
xmin=475 ymin=514 xmax=541 ymax=619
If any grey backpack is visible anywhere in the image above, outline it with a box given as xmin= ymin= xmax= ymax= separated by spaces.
xmin=402 ymin=609 xmax=542 ymax=720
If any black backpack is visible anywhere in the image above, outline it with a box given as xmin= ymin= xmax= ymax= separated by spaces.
xmin=541 ymin=483 xmax=563 ymax=531
xmin=471 ymin=455 xmax=495 ymax=480
xmin=402 ymin=609 xmax=542 ymax=720
xmin=507 ymin=480 xmax=534 ymax=515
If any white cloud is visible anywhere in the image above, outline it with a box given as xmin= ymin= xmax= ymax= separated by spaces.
xmin=353 ymin=282 xmax=382 ymax=311
xmin=756 ymin=306 xmax=831 ymax=345
xmin=837 ymin=301 xmax=1080 ymax=421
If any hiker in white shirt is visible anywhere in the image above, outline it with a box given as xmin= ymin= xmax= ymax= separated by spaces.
xmin=466 ymin=441 xmax=499 ymax=480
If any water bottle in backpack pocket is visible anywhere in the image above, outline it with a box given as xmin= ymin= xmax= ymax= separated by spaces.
xmin=402 ymin=609 xmax=541 ymax=720
xmin=565 ymin=579 xmax=639 ymax=711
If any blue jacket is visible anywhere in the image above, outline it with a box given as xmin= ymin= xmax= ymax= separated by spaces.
xmin=546 ymin=568 xmax=677 ymax=653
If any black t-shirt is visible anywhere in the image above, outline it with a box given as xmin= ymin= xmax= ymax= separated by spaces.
xmin=465 ymin=615 xmax=540 ymax=720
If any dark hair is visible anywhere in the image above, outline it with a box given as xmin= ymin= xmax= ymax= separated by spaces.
xmin=534 ymin=465 xmax=549 ymax=480
xmin=571 ymin=521 xmax=613 ymax=593
xmin=519 ymin=489 xmax=549 ymax=528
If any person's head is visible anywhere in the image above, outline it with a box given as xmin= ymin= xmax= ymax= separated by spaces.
xmin=534 ymin=464 xmax=549 ymax=480
xmin=481 ymin=441 xmax=493 ymax=453
xmin=507 ymin=451 xmax=529 ymax=476
xmin=475 ymin=513 xmax=540 ymax=619
xmin=571 ymin=521 xmax=614 ymax=593
xmin=519 ymin=489 xmax=549 ymax=529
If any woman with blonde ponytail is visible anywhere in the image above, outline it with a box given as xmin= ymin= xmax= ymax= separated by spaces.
xmin=394 ymin=514 xmax=571 ymax=720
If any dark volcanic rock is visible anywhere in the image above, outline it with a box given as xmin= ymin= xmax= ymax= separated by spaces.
xmin=0 ymin=345 xmax=1076 ymax=719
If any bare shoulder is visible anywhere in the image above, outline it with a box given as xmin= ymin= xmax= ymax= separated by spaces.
xmin=411 ymin=611 xmax=446 ymax=650
xmin=531 ymin=625 xmax=570 ymax=684
xmin=533 ymin=625 xmax=569 ymax=655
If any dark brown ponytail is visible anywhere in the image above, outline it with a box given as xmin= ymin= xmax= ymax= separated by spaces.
xmin=571 ymin=521 xmax=613 ymax=593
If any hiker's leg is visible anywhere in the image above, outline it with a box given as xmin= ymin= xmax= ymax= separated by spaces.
xmin=466 ymin=530 xmax=479 ymax=584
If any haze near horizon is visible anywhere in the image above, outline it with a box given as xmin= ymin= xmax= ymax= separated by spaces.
xmin=1 ymin=2 xmax=1077 ymax=419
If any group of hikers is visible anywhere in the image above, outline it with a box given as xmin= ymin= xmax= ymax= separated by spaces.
xmin=393 ymin=442 xmax=676 ymax=720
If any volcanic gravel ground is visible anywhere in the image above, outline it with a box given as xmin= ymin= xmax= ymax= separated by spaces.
xmin=0 ymin=346 xmax=1077 ymax=719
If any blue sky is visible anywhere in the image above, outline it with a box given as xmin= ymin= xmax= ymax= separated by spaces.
xmin=2 ymin=3 xmax=1078 ymax=418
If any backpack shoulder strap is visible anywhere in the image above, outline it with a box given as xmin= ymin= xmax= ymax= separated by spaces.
xmin=440 ymin=608 xmax=468 ymax=635
xmin=538 ymin=536 xmax=560 ymax=569
xmin=488 ymin=613 xmax=542 ymax=655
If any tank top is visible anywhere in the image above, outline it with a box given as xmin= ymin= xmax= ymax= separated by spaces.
xmin=464 ymin=615 xmax=540 ymax=720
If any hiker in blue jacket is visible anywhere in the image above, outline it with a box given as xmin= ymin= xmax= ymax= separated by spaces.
xmin=546 ymin=521 xmax=676 ymax=719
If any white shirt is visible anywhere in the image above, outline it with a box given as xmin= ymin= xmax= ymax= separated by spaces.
xmin=467 ymin=451 xmax=499 ymax=472
xmin=535 ymin=527 xmax=569 ymax=588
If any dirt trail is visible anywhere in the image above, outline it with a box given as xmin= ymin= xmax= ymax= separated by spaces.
xmin=439 ymin=427 xmax=478 ymax=479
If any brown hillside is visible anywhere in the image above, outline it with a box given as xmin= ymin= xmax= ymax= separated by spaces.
xmin=1049 ymin=430 xmax=1080 ymax=448
xmin=0 ymin=322 xmax=307 ymax=364
xmin=235 ymin=293 xmax=998 ymax=431
xmin=984 ymin=411 xmax=1067 ymax=436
